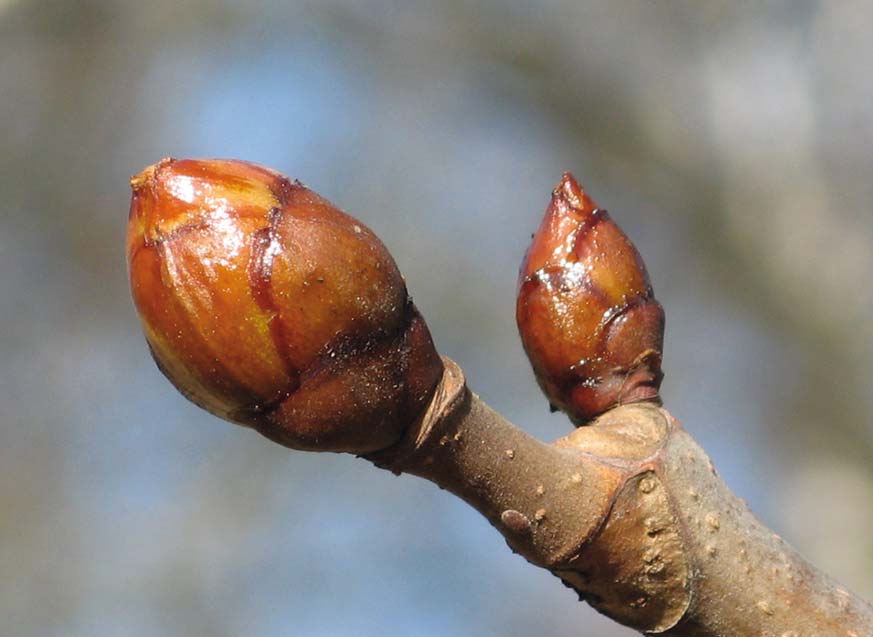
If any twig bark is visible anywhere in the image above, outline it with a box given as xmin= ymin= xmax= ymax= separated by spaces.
xmin=367 ymin=358 xmax=873 ymax=636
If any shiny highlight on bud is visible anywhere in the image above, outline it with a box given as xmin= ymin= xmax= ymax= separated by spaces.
xmin=127 ymin=158 xmax=443 ymax=452
xmin=516 ymin=173 xmax=664 ymax=425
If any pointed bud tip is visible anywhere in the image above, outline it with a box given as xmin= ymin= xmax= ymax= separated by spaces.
xmin=129 ymin=158 xmax=175 ymax=191
xmin=518 ymin=173 xmax=665 ymax=424
xmin=554 ymin=172 xmax=599 ymax=214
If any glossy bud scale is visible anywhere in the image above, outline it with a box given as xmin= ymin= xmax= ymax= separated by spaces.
xmin=127 ymin=158 xmax=443 ymax=453
xmin=516 ymin=173 xmax=665 ymax=425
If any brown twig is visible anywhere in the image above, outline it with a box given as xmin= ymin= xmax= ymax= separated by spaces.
xmin=368 ymin=358 xmax=873 ymax=636
xmin=127 ymin=159 xmax=873 ymax=635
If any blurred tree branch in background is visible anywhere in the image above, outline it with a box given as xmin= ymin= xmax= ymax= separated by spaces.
xmin=1 ymin=2 xmax=870 ymax=636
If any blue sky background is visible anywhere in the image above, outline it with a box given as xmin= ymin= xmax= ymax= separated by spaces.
xmin=1 ymin=2 xmax=871 ymax=635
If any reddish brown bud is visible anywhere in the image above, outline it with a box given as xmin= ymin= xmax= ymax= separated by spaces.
xmin=127 ymin=158 xmax=443 ymax=453
xmin=516 ymin=173 xmax=665 ymax=425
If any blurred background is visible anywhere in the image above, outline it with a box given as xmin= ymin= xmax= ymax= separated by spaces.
xmin=2 ymin=1 xmax=872 ymax=635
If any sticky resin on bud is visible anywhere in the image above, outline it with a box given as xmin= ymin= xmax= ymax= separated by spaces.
xmin=127 ymin=158 xmax=444 ymax=453
xmin=516 ymin=173 xmax=665 ymax=425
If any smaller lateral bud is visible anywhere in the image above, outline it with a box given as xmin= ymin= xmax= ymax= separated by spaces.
xmin=516 ymin=173 xmax=665 ymax=425
xmin=127 ymin=158 xmax=443 ymax=453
